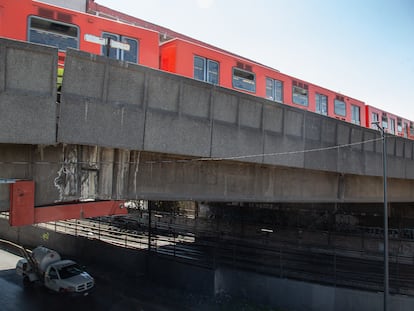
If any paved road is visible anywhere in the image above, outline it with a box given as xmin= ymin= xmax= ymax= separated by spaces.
xmin=0 ymin=249 xmax=175 ymax=311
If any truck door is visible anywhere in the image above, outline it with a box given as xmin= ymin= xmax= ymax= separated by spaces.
xmin=44 ymin=267 xmax=60 ymax=292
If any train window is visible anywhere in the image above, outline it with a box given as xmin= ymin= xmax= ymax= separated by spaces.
xmin=274 ymin=79 xmax=283 ymax=102
xmin=232 ymin=68 xmax=256 ymax=93
xmin=193 ymin=56 xmax=219 ymax=85
xmin=351 ymin=105 xmax=360 ymax=125
xmin=390 ymin=118 xmax=396 ymax=134
xmin=194 ymin=56 xmax=205 ymax=81
xmin=292 ymin=85 xmax=308 ymax=106
xmin=265 ymin=79 xmax=273 ymax=99
xmin=315 ymin=93 xmax=328 ymax=115
xmin=371 ymin=112 xmax=379 ymax=129
xmin=266 ymin=78 xmax=283 ymax=103
xmin=334 ymin=99 xmax=346 ymax=117
xmin=102 ymin=33 xmax=118 ymax=59
xmin=397 ymin=118 xmax=402 ymax=132
xmin=207 ymin=60 xmax=219 ymax=84
xmin=382 ymin=113 xmax=388 ymax=129
xmin=122 ymin=37 xmax=139 ymax=63
xmin=101 ymin=32 xmax=138 ymax=63
xmin=28 ymin=16 xmax=79 ymax=51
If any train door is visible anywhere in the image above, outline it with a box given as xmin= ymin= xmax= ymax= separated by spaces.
xmin=408 ymin=122 xmax=414 ymax=139
xmin=351 ymin=104 xmax=361 ymax=125
xmin=101 ymin=32 xmax=139 ymax=64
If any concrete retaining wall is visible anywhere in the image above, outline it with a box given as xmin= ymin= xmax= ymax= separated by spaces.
xmin=0 ymin=218 xmax=213 ymax=294
xmin=2 ymin=218 xmax=412 ymax=310
xmin=148 ymin=255 xmax=215 ymax=295
xmin=0 ymin=218 xmax=146 ymax=275
xmin=215 ymin=266 xmax=414 ymax=311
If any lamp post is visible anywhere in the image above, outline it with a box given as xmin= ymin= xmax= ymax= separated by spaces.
xmin=373 ymin=121 xmax=389 ymax=311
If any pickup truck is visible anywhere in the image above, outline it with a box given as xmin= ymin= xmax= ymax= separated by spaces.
xmin=16 ymin=245 xmax=94 ymax=296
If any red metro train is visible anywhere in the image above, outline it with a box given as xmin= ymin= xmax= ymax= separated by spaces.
xmin=1 ymin=0 xmax=413 ymax=140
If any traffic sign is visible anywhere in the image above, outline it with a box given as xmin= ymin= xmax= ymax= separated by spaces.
xmin=84 ymin=34 xmax=130 ymax=56
xmin=84 ymin=34 xmax=106 ymax=45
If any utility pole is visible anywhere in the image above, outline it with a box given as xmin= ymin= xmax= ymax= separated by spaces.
xmin=373 ymin=121 xmax=389 ymax=311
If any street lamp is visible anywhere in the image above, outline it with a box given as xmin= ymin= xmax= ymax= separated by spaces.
xmin=373 ymin=121 xmax=389 ymax=311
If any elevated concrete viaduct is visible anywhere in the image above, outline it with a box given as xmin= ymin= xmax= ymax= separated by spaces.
xmin=1 ymin=38 xmax=414 ymax=223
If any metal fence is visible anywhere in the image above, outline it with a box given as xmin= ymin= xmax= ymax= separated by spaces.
xmin=2 ymin=211 xmax=414 ymax=296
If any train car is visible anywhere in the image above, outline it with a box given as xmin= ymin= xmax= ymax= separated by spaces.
xmin=290 ymin=80 xmax=366 ymax=126
xmin=160 ymin=38 xmax=366 ymax=127
xmin=160 ymin=37 xmax=275 ymax=95
xmin=366 ymin=105 xmax=414 ymax=139
xmin=3 ymin=0 xmax=411 ymax=139
xmin=0 ymin=0 xmax=159 ymax=68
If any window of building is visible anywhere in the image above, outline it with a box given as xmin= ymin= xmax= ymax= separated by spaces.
xmin=351 ymin=105 xmax=361 ymax=125
xmin=334 ymin=98 xmax=346 ymax=116
xmin=232 ymin=68 xmax=255 ymax=92
xmin=101 ymin=32 xmax=139 ymax=63
xmin=28 ymin=16 xmax=79 ymax=51
xmin=194 ymin=56 xmax=219 ymax=85
xmin=266 ymin=78 xmax=283 ymax=103
xmin=390 ymin=118 xmax=396 ymax=134
xmin=315 ymin=93 xmax=328 ymax=115
xmin=292 ymin=81 xmax=308 ymax=106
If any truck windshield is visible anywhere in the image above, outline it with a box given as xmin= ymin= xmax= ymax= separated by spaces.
xmin=58 ymin=264 xmax=84 ymax=279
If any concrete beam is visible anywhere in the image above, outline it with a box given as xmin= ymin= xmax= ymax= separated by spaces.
xmin=1 ymin=144 xmax=414 ymax=206
xmin=0 ymin=43 xmax=413 ymax=206
xmin=59 ymin=49 xmax=414 ymax=182
xmin=0 ymin=38 xmax=57 ymax=144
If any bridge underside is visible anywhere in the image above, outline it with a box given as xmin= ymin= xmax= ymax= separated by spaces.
xmin=1 ymin=143 xmax=413 ymax=210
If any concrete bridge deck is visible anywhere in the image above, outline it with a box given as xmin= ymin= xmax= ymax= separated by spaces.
xmin=1 ymin=37 xmax=414 ymax=209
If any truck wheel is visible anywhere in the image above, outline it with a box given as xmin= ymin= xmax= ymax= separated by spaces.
xmin=23 ymin=276 xmax=33 ymax=287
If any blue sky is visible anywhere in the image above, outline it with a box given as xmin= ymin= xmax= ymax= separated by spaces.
xmin=97 ymin=0 xmax=414 ymax=121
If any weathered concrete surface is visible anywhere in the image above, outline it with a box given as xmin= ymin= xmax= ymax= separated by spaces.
xmin=0 ymin=144 xmax=131 ymax=206
xmin=0 ymin=40 xmax=414 ymax=206
xmin=1 ymin=144 xmax=414 ymax=206
xmin=58 ymin=52 xmax=147 ymax=149
xmin=0 ymin=38 xmax=57 ymax=144
xmin=59 ymin=49 xmax=414 ymax=180
xmin=215 ymin=267 xmax=414 ymax=311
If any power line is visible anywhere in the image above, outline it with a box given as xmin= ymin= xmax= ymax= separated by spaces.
xmin=195 ymin=137 xmax=383 ymax=162
xmin=0 ymin=137 xmax=384 ymax=166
